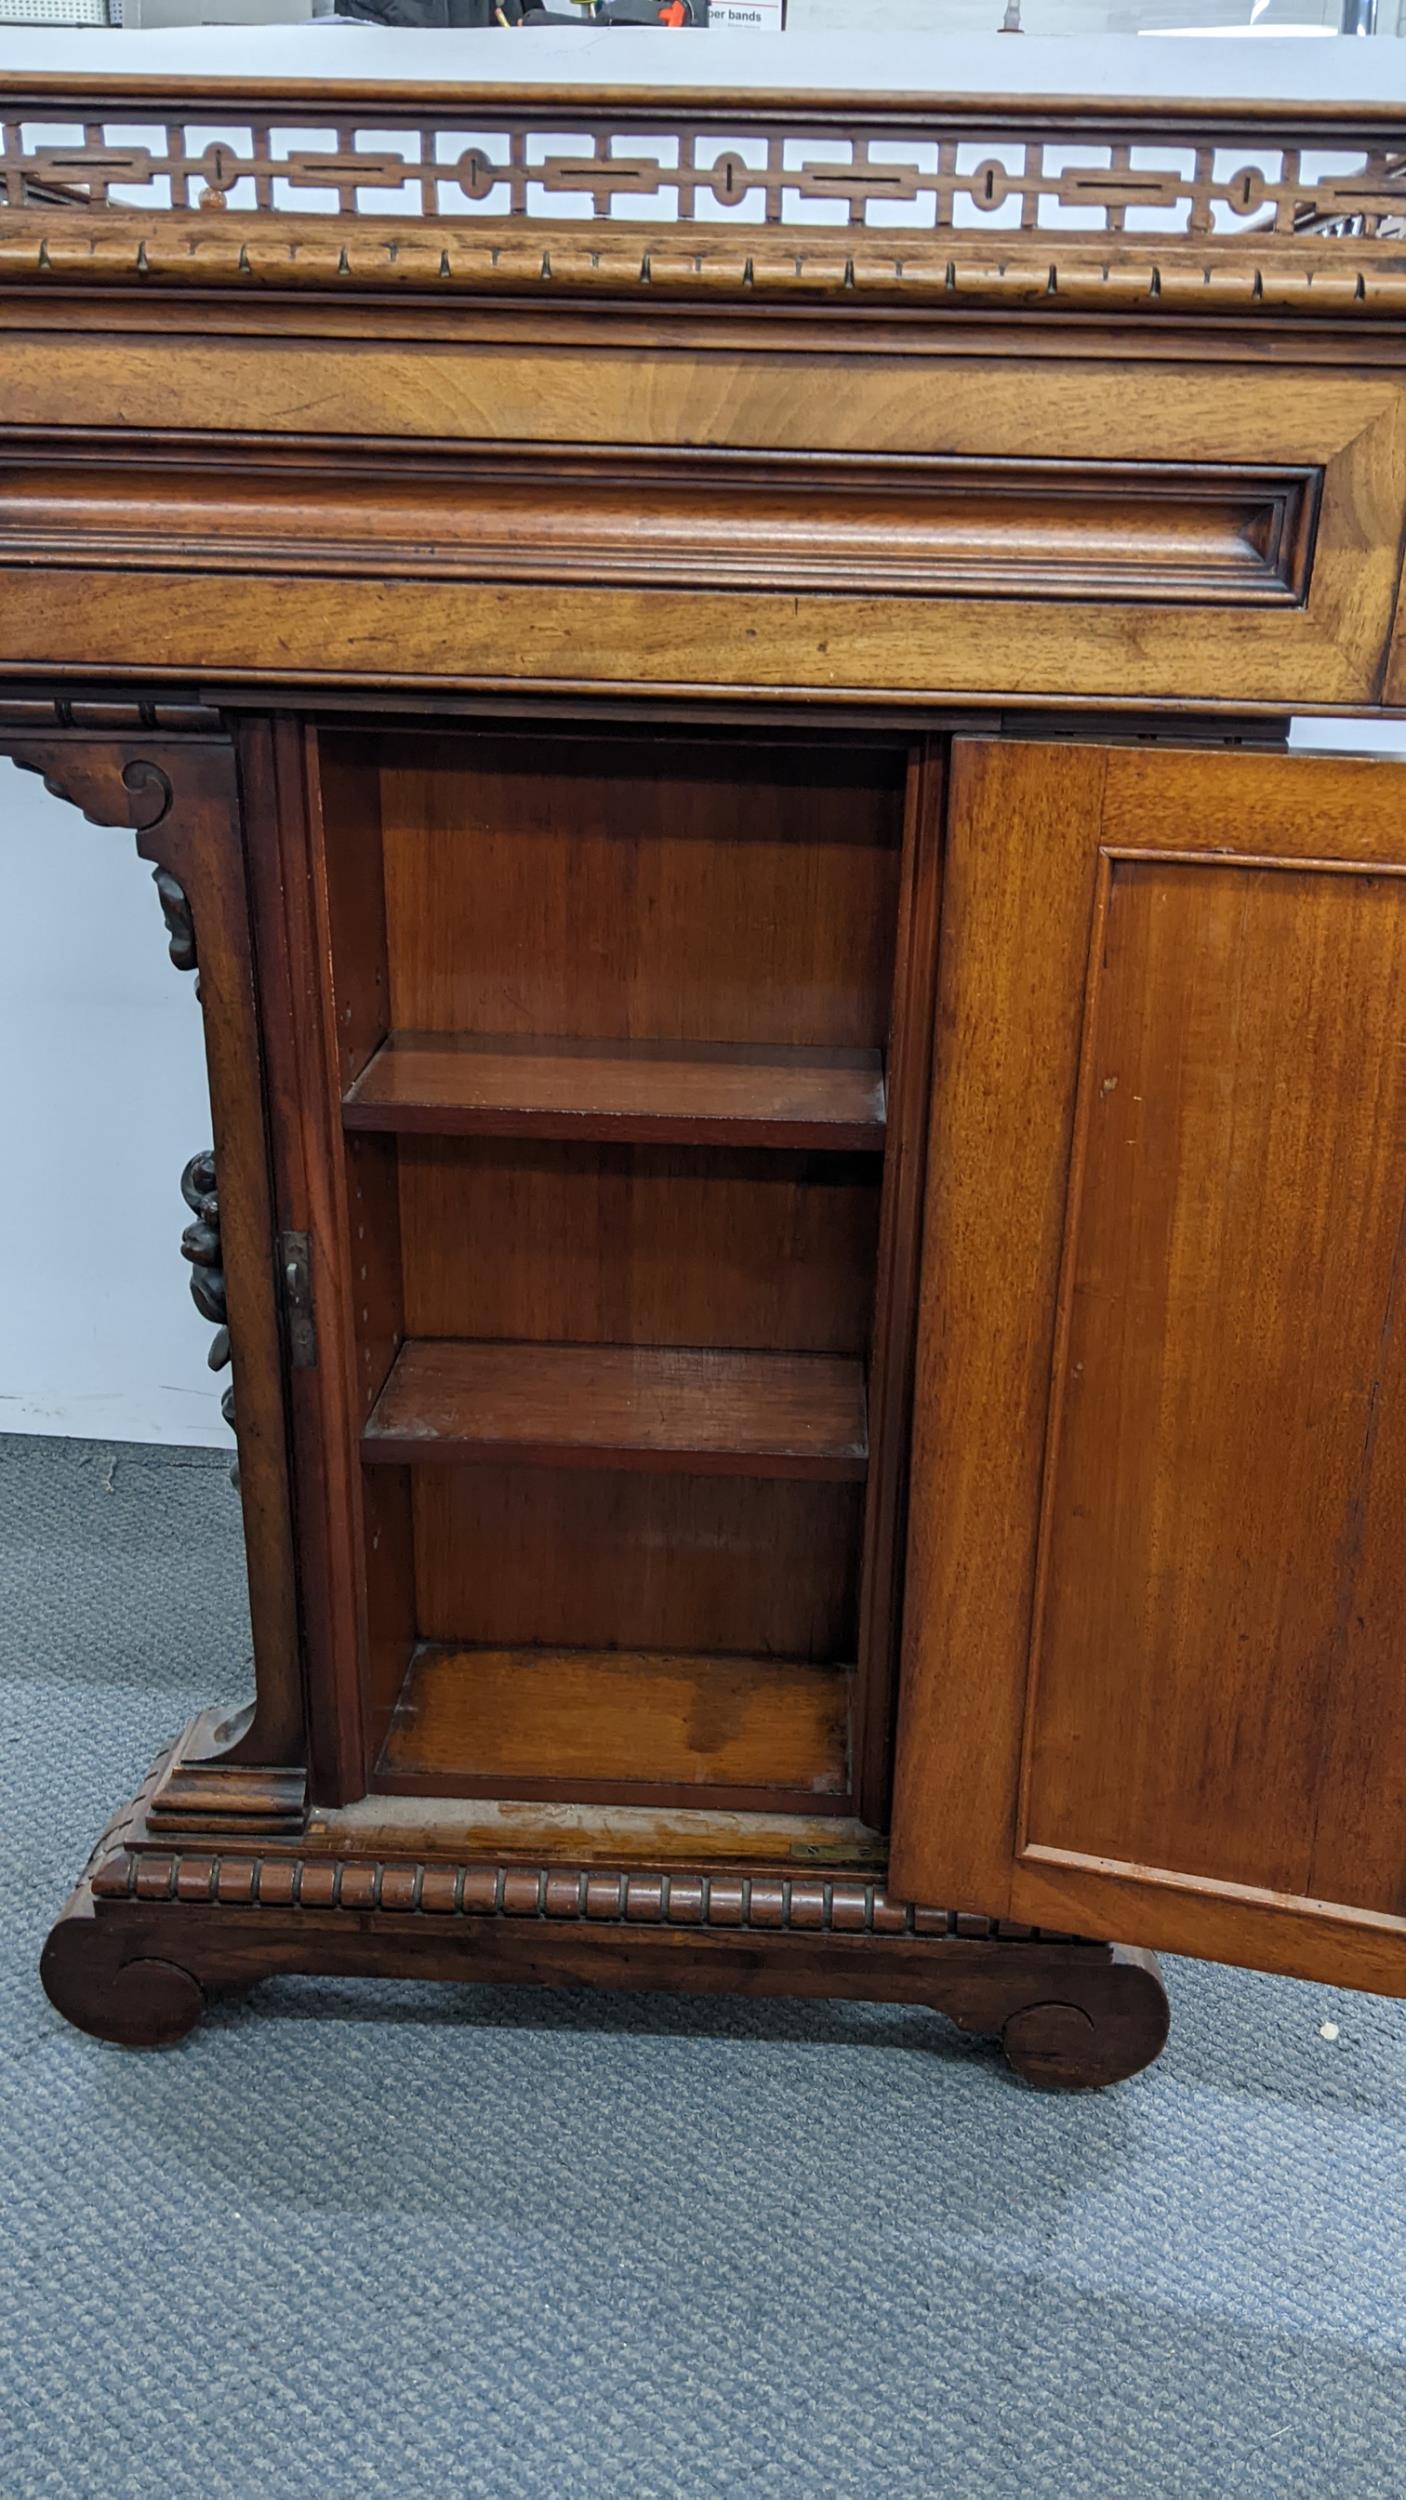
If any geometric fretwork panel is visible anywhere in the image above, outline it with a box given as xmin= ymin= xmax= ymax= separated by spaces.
xmin=4 ymin=105 xmax=1405 ymax=237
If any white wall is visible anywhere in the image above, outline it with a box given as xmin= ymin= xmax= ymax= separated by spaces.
xmin=0 ymin=761 xmax=232 ymax=1446
xmin=4 ymin=26 xmax=1406 ymax=99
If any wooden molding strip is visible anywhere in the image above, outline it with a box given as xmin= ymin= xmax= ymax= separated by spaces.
xmin=0 ymin=441 xmax=1319 ymax=608
xmin=2 ymin=217 xmax=1406 ymax=318
xmin=0 ymin=693 xmax=219 ymax=735
xmin=147 ymin=1759 xmax=309 ymax=1836
xmin=79 ymin=1740 xmax=1079 ymax=1940
xmin=90 ymin=1839 xmax=1090 ymax=1942
xmin=3 ymin=78 xmax=1406 ymax=123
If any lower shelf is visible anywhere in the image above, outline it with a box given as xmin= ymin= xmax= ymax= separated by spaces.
xmin=374 ymin=1643 xmax=853 ymax=1812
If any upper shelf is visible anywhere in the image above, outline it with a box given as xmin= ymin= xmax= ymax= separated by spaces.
xmin=343 ymin=1032 xmax=886 ymax=1152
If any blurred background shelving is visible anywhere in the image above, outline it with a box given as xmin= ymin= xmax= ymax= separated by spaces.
xmin=2 ymin=1 xmax=1400 ymax=52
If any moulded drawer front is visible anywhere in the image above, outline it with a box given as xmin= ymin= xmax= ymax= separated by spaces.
xmin=0 ymin=336 xmax=1399 ymax=706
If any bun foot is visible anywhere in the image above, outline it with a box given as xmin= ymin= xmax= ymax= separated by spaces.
xmin=996 ymin=1946 xmax=1170 ymax=2090
xmin=41 ymin=1900 xmax=206 ymax=2048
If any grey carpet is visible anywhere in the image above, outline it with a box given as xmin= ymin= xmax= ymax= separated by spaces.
xmin=2 ymin=1432 xmax=1404 ymax=2500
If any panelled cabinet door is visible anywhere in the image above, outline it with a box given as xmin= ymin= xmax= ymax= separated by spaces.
xmin=889 ymin=739 xmax=1406 ymax=1994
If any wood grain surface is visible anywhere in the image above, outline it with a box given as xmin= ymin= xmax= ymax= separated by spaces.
xmin=892 ymin=737 xmax=1406 ymax=1993
xmin=378 ymin=729 xmax=903 ymax=1049
xmin=344 ymin=1031 xmax=885 ymax=1150
xmin=1027 ymin=854 xmax=1406 ymax=1903
xmin=0 ymin=344 xmax=1395 ymax=709
xmin=410 ymin=1466 xmax=861 ymax=1662
xmin=396 ymin=1138 xmax=880 ymax=1356
xmin=363 ymin=1340 xmax=869 ymax=1480
xmin=374 ymin=1643 xmax=851 ymax=1809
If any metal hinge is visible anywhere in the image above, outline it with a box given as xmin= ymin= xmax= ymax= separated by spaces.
xmin=279 ymin=1230 xmax=317 ymax=1369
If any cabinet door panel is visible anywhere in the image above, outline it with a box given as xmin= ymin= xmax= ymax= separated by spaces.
xmin=890 ymin=739 xmax=1406 ymax=1993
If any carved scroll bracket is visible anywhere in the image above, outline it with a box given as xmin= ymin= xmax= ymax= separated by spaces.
xmin=2 ymin=733 xmax=196 ymax=984
xmin=9 ymin=743 xmax=173 ymax=834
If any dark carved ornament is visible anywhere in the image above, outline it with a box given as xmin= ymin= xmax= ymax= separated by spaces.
xmin=180 ymin=1147 xmax=238 ymax=1488
xmin=152 ymin=876 xmax=236 ymax=1482
xmin=179 ymin=1148 xmax=224 ymax=1329
xmin=153 ymin=864 xmax=199 ymax=989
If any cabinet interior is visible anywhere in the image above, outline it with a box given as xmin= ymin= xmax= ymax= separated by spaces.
xmin=317 ymin=722 xmax=927 ymax=1818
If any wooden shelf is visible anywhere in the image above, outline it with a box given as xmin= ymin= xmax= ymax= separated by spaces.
xmin=343 ymin=1031 xmax=885 ymax=1149
xmin=374 ymin=1642 xmax=852 ymax=1810
xmin=362 ymin=1339 xmax=869 ymax=1479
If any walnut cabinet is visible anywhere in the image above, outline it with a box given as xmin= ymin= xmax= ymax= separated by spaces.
xmin=13 ymin=70 xmax=1406 ymax=2086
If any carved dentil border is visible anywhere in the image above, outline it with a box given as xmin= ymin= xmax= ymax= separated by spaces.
xmin=80 ymin=1742 xmax=1084 ymax=1941
xmin=89 ymin=1841 xmax=1086 ymax=1946
xmin=4 ymin=221 xmax=1406 ymax=319
xmin=0 ymin=697 xmax=219 ymax=736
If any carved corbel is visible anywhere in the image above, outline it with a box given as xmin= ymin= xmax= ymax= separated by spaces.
xmin=7 ymin=743 xmax=174 ymax=834
xmin=4 ymin=740 xmax=194 ymax=986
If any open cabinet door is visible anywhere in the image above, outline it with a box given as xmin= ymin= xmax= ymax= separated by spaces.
xmin=889 ymin=738 xmax=1406 ymax=1995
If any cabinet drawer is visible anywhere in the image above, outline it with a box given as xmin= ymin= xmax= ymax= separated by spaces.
xmin=0 ymin=333 xmax=1400 ymax=707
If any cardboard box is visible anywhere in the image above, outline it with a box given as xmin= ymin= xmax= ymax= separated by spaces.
xmin=708 ymin=0 xmax=786 ymax=27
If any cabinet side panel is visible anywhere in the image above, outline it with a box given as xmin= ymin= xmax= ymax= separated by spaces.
xmin=238 ymin=718 xmax=376 ymax=1802
xmin=1025 ymin=855 xmax=1406 ymax=1905
xmin=889 ymin=740 xmax=1110 ymax=1913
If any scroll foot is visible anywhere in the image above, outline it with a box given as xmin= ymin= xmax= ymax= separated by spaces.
xmin=41 ymin=1898 xmax=206 ymax=2048
xmin=997 ymin=1947 xmax=1170 ymax=2090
